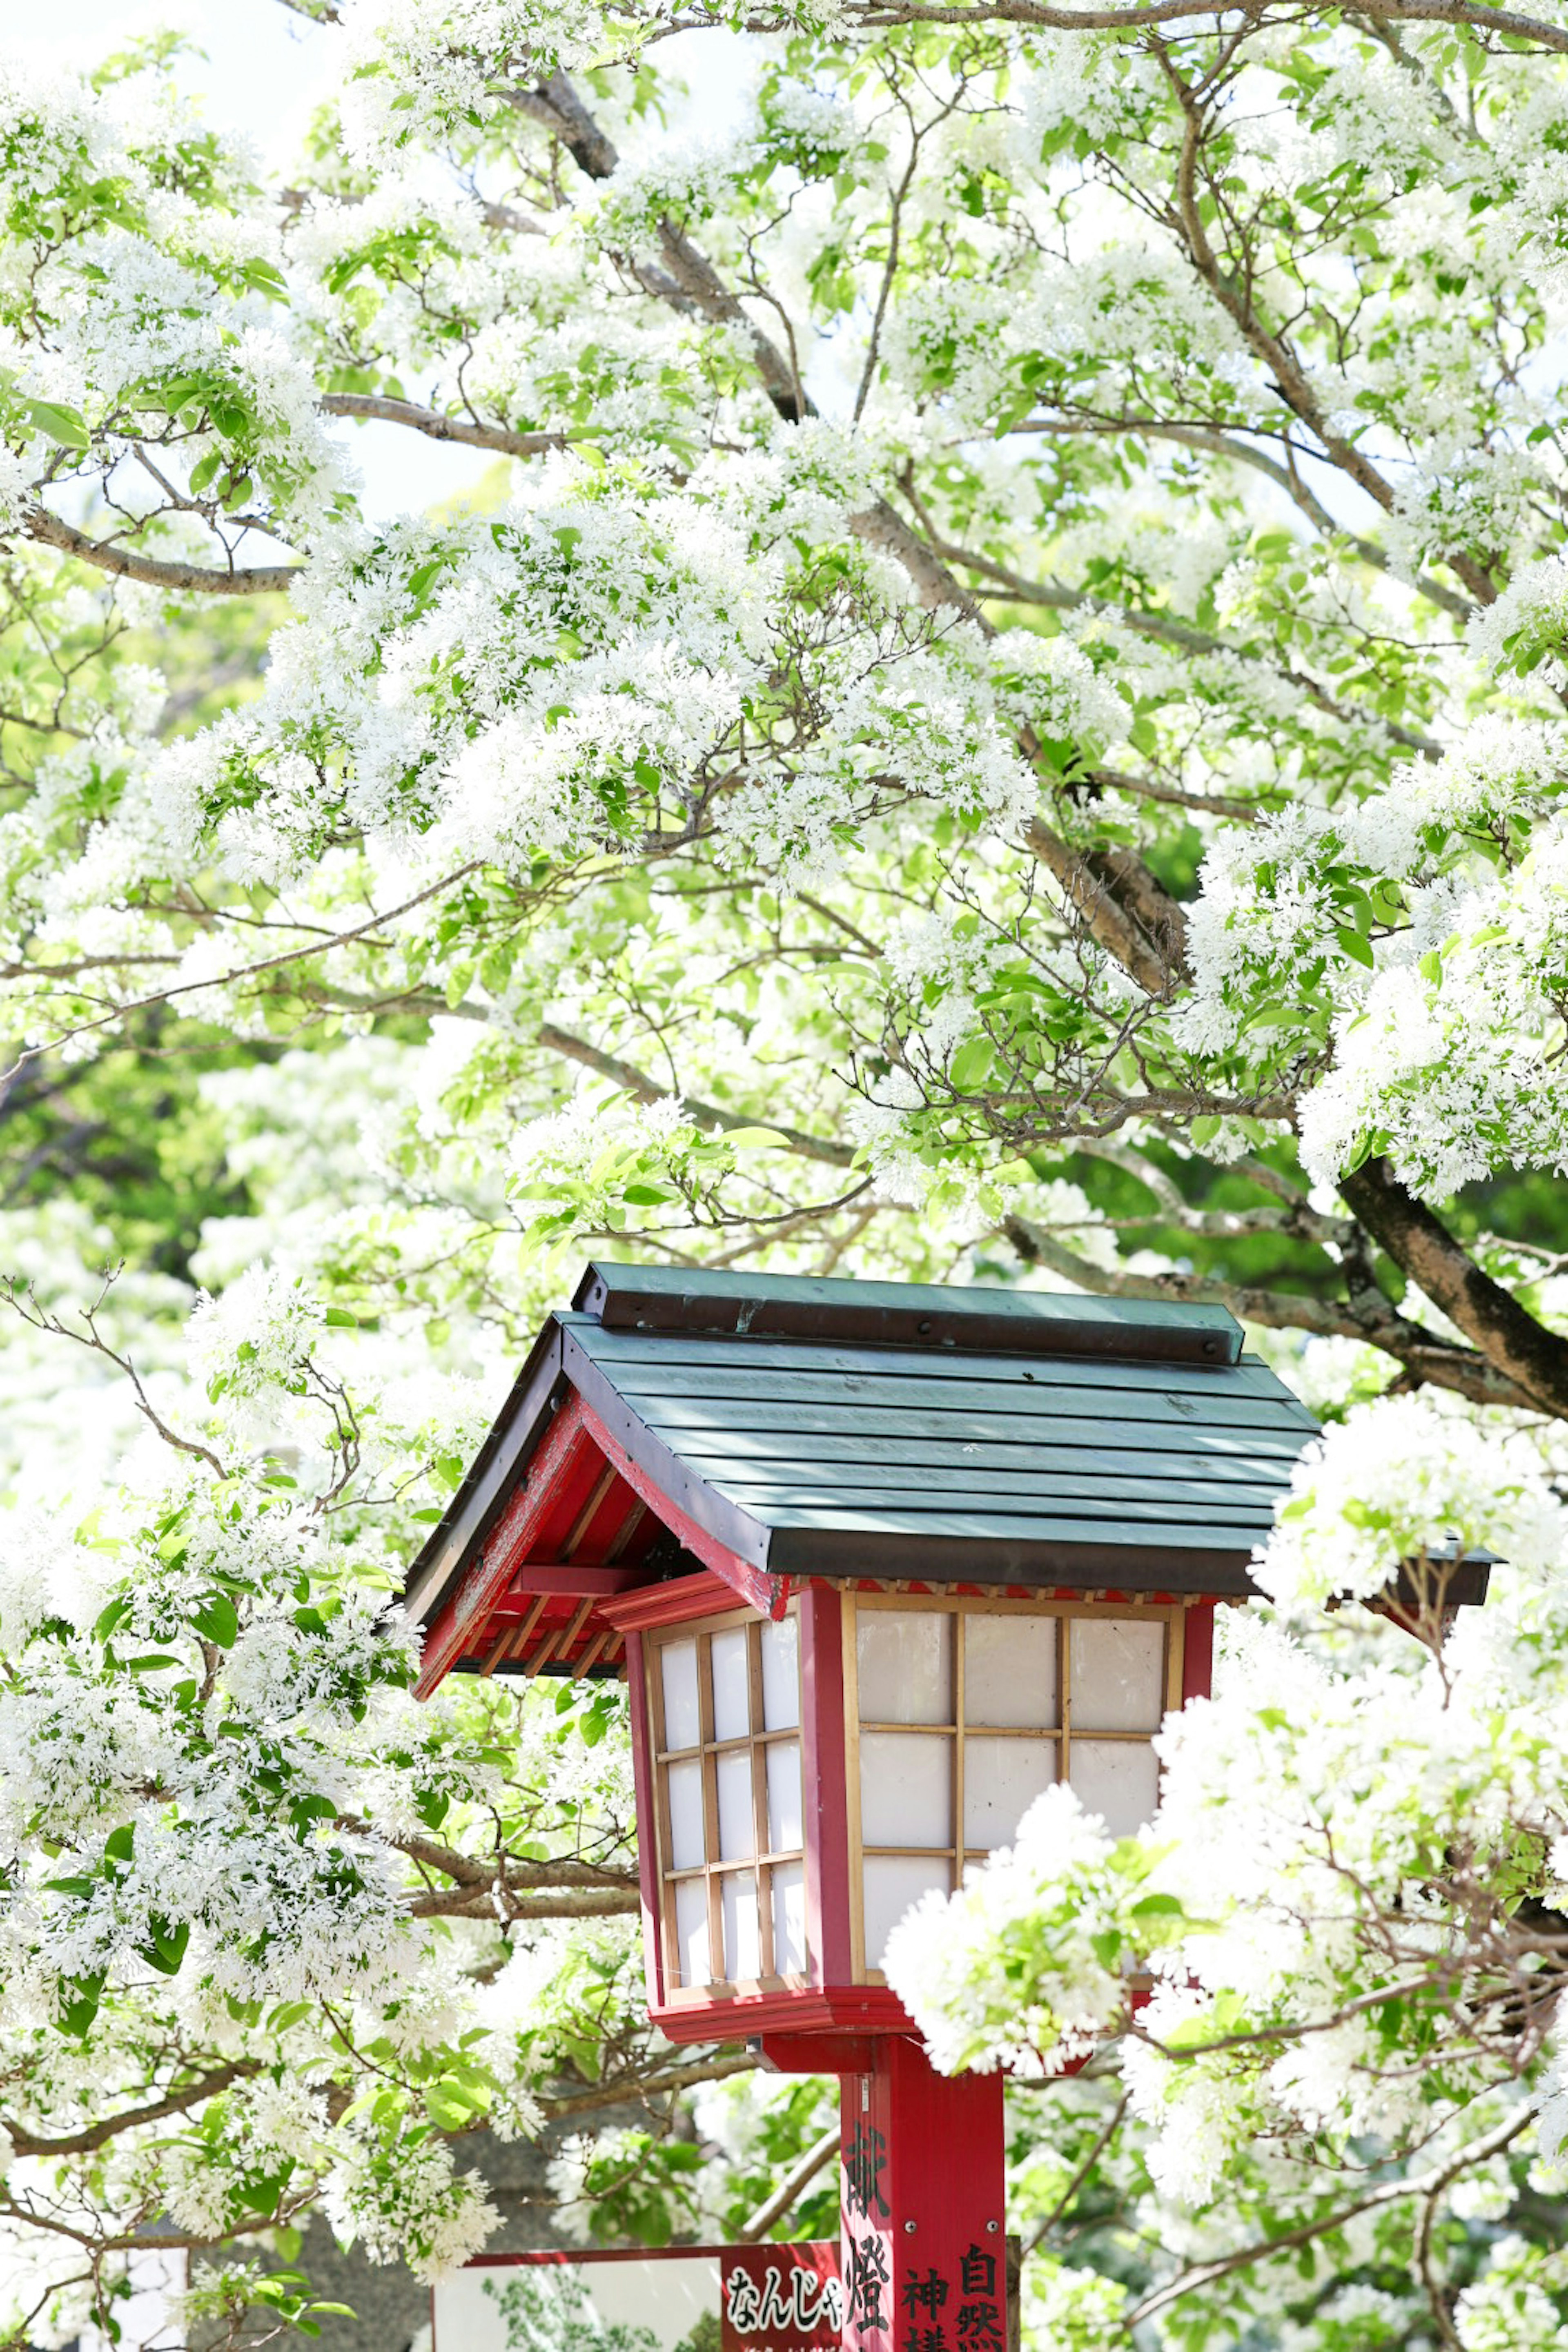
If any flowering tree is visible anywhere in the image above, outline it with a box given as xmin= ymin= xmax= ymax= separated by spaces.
xmin=6 ymin=0 xmax=1568 ymax=2343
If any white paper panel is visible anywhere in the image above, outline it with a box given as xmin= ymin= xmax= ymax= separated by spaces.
xmin=1071 ymin=1739 xmax=1160 ymax=1836
xmin=761 ymin=1615 xmax=800 ymax=1730
xmin=673 ymin=1875 xmax=710 ymax=1987
xmin=711 ymin=1627 xmax=751 ymax=1742
xmin=963 ymin=1734 xmax=1056 ymax=1851
xmin=660 ymin=1638 xmax=702 ymax=1751
xmin=862 ymin=1855 xmax=948 ymax=1969
xmin=721 ymin=1872 xmax=761 ymax=1982
xmin=1069 ymin=1618 xmax=1165 ymax=1731
xmin=716 ymin=1748 xmax=755 ymax=1862
xmin=666 ymin=1756 xmax=705 ymax=1872
xmin=964 ymin=1613 xmax=1059 ymax=1728
xmin=857 ymin=1610 xmax=952 ymax=1725
xmin=767 ymin=1739 xmax=803 ymax=1852
xmin=860 ymin=1731 xmax=952 ymax=1849
xmin=772 ymin=1860 xmax=807 ymax=1973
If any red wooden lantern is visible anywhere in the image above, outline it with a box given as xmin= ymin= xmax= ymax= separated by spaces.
xmin=405 ymin=1264 xmax=1487 ymax=2339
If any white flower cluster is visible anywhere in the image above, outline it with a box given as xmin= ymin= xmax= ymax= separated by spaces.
xmin=884 ymin=1784 xmax=1134 ymax=2076
xmin=1180 ymin=717 xmax=1568 ymax=1189
xmin=325 ymin=2125 xmax=500 ymax=2280
xmin=186 ymin=1261 xmax=327 ymax=1401
xmin=1470 ymin=550 xmax=1568 ymax=683
xmin=338 ymin=0 xmax=602 ymax=166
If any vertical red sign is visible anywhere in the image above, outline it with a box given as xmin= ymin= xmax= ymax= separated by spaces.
xmin=840 ymin=2044 xmax=1008 ymax=2352
xmin=841 ymin=2103 xmax=893 ymax=2352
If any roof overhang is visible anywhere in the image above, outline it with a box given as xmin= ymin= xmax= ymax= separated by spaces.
xmin=404 ymin=1264 xmax=1490 ymax=1692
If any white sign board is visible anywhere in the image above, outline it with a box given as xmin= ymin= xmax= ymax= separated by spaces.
xmin=434 ymin=2252 xmax=723 ymax=2352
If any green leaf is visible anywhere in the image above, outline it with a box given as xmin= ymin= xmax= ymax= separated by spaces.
xmin=949 ymin=1036 xmax=996 ymax=1093
xmin=142 ymin=1915 xmax=191 ymax=1976
xmin=1334 ymin=926 xmax=1375 ymax=968
xmin=94 ymin=1596 xmax=132 ymax=1642
xmin=27 ymin=399 xmax=91 ymax=450
xmin=1129 ymin=1893 xmax=1185 ymax=1920
xmin=192 ymin=1594 xmax=240 ymax=1648
xmin=1162 ymin=2014 xmax=1221 ymax=2051
xmin=57 ymin=1973 xmax=105 ymax=2038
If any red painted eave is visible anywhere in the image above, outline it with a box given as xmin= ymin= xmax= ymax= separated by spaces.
xmin=412 ymin=1388 xmax=782 ymax=1699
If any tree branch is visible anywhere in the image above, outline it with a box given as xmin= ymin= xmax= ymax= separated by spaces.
xmin=738 ymin=2126 xmax=840 ymax=2242
xmin=1338 ymin=1156 xmax=1568 ymax=1418
xmin=536 ymin=1022 xmax=855 ymax=1167
xmin=1159 ymin=74 xmax=1497 ymax=606
xmin=1124 ymin=2102 xmax=1536 ymax=2328
xmin=541 ymin=2052 xmax=757 ymax=2119
xmin=501 ymin=71 xmax=1194 ymax=996
xmin=1087 ymin=766 xmax=1263 ymax=824
xmin=280 ymin=982 xmax=859 ymax=1167
xmin=1003 ymin=1211 xmax=1544 ymax=1411
xmin=513 ymin=74 xmax=811 ymax=422
xmin=410 ymin=1885 xmax=641 ymax=1920
xmin=379 ymin=1826 xmax=635 ymax=1893
xmin=1009 ymin=416 xmax=1472 ymax=625
xmin=319 ymin=394 xmax=572 ymax=461
xmin=23 ymin=510 xmax=298 ymax=597
xmin=1 ymin=1272 xmax=234 ymax=1478
xmin=849 ymin=498 xmax=1189 ymax=996
xmin=847 ymin=0 xmax=1568 ymax=60
xmin=913 ymin=514 xmax=1445 ymax=762
xmin=0 ymin=864 xmax=481 ymax=1085
xmin=7 ymin=2061 xmax=261 ymax=2159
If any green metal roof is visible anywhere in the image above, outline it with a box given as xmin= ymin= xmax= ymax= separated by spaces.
xmin=408 ymin=1265 xmax=1327 ymax=1618
xmin=558 ymin=1310 xmax=1314 ymax=1582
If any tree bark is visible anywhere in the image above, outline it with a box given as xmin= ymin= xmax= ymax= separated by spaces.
xmin=27 ymin=510 xmax=297 ymax=596
xmin=1339 ymin=1157 xmax=1568 ymax=1418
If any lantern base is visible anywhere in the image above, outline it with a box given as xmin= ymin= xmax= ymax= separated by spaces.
xmin=651 ymin=1986 xmax=917 ymax=2045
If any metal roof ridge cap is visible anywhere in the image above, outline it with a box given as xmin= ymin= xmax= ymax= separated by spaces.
xmin=574 ymin=1258 xmax=1232 ymax=1303
xmin=569 ymin=1268 xmax=1244 ymax=1367
xmin=572 ymin=1325 xmax=1269 ymax=1375
xmin=573 ymin=1258 xmax=1242 ymax=1324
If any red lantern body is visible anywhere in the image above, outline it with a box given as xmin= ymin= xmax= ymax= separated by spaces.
xmin=406 ymin=1264 xmax=1486 ymax=2332
xmin=616 ymin=1577 xmax=1213 ymax=2045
